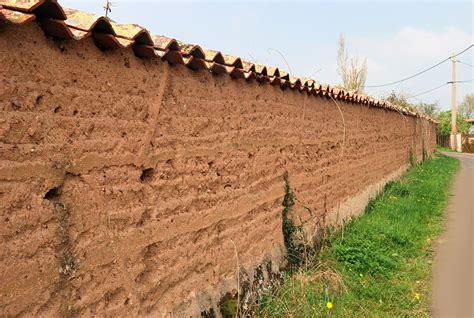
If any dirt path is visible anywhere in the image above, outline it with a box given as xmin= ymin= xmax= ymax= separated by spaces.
xmin=432 ymin=152 xmax=473 ymax=318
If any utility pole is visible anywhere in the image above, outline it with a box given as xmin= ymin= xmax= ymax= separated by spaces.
xmin=104 ymin=0 xmax=112 ymax=18
xmin=450 ymin=53 xmax=457 ymax=151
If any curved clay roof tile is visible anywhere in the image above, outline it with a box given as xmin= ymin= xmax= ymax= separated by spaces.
xmin=301 ymin=78 xmax=315 ymax=88
xmin=205 ymin=61 xmax=227 ymax=75
xmin=92 ymin=33 xmax=130 ymax=49
xmin=36 ymin=1 xmax=66 ymax=20
xmin=254 ymin=64 xmax=267 ymax=76
xmin=270 ymin=77 xmax=282 ymax=86
xmin=184 ymin=55 xmax=207 ymax=71
xmin=289 ymin=77 xmax=302 ymax=89
xmin=63 ymin=8 xmax=115 ymax=35
xmin=227 ymin=67 xmax=245 ymax=79
xmin=244 ymin=71 xmax=257 ymax=81
xmin=40 ymin=18 xmax=90 ymax=39
xmin=110 ymin=22 xmax=153 ymax=46
xmin=1 ymin=0 xmax=44 ymax=11
xmin=241 ymin=60 xmax=256 ymax=73
xmin=178 ymin=42 xmax=206 ymax=59
xmin=0 ymin=7 xmax=35 ymax=24
xmin=152 ymin=35 xmax=179 ymax=51
xmin=203 ymin=49 xmax=225 ymax=64
xmin=279 ymin=70 xmax=290 ymax=80
xmin=2 ymin=0 xmax=66 ymax=19
xmin=222 ymin=55 xmax=243 ymax=69
xmin=266 ymin=66 xmax=280 ymax=78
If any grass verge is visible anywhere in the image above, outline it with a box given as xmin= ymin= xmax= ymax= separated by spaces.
xmin=260 ymin=153 xmax=459 ymax=317
xmin=436 ymin=145 xmax=454 ymax=153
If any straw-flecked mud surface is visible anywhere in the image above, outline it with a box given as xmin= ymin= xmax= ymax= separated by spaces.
xmin=0 ymin=23 xmax=436 ymax=316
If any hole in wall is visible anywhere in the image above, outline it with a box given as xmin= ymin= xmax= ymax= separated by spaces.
xmin=11 ymin=100 xmax=21 ymax=110
xmin=35 ymin=95 xmax=43 ymax=106
xmin=44 ymin=187 xmax=61 ymax=200
xmin=140 ymin=168 xmax=154 ymax=183
xmin=124 ymin=57 xmax=130 ymax=68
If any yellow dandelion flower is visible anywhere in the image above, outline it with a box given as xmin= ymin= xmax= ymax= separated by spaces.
xmin=326 ymin=301 xmax=333 ymax=310
xmin=415 ymin=293 xmax=421 ymax=300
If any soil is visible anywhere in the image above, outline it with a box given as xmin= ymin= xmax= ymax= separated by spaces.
xmin=432 ymin=152 xmax=474 ymax=317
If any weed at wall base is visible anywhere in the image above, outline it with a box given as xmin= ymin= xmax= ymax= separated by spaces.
xmin=282 ymin=172 xmax=319 ymax=268
xmin=409 ymin=149 xmax=417 ymax=167
xmin=282 ymin=172 xmax=300 ymax=267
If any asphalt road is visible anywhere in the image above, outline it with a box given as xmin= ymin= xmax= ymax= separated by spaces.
xmin=432 ymin=152 xmax=473 ymax=318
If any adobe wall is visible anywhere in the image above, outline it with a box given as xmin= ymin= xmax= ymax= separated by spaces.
xmin=0 ymin=23 xmax=436 ymax=317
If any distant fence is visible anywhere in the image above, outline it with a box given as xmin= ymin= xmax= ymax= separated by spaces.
xmin=436 ymin=135 xmax=450 ymax=148
xmin=436 ymin=134 xmax=474 ymax=153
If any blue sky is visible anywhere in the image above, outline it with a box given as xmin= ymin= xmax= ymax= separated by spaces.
xmin=61 ymin=1 xmax=473 ymax=110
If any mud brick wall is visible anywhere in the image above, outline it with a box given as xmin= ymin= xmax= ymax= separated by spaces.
xmin=0 ymin=23 xmax=436 ymax=317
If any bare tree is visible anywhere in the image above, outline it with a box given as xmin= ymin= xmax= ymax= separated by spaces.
xmin=459 ymin=93 xmax=474 ymax=118
xmin=337 ymin=34 xmax=367 ymax=93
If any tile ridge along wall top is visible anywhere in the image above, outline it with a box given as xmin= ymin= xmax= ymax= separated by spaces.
xmin=0 ymin=0 xmax=436 ymax=123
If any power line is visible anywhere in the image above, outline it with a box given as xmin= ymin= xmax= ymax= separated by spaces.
xmin=411 ymin=83 xmax=449 ymax=98
xmin=363 ymin=44 xmax=473 ymax=88
xmin=458 ymin=60 xmax=474 ymax=67
xmin=409 ymin=79 xmax=474 ymax=99
xmin=448 ymin=79 xmax=474 ymax=84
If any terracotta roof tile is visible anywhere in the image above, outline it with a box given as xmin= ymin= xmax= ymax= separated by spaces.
xmin=241 ymin=60 xmax=256 ymax=73
xmin=110 ymin=22 xmax=153 ymax=45
xmin=40 ymin=18 xmax=90 ymax=40
xmin=0 ymin=7 xmax=35 ymax=23
xmin=266 ymin=66 xmax=280 ymax=77
xmin=301 ymin=78 xmax=315 ymax=88
xmin=2 ymin=0 xmax=43 ymax=11
xmin=203 ymin=49 xmax=225 ymax=64
xmin=291 ymin=77 xmax=302 ymax=90
xmin=152 ymin=35 xmax=179 ymax=51
xmin=227 ymin=67 xmax=245 ymax=79
xmin=2 ymin=0 xmax=66 ymax=19
xmin=222 ymin=55 xmax=243 ymax=69
xmin=178 ymin=42 xmax=205 ymax=59
xmin=183 ymin=55 xmax=207 ymax=71
xmin=244 ymin=71 xmax=257 ymax=81
xmin=254 ymin=64 xmax=267 ymax=76
xmin=279 ymin=70 xmax=290 ymax=80
xmin=270 ymin=76 xmax=282 ymax=86
xmin=63 ymin=8 xmax=114 ymax=34
xmin=205 ymin=61 xmax=227 ymax=75
xmin=131 ymin=44 xmax=156 ymax=58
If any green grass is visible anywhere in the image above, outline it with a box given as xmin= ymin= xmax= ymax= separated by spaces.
xmin=260 ymin=153 xmax=459 ymax=317
xmin=436 ymin=145 xmax=454 ymax=153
